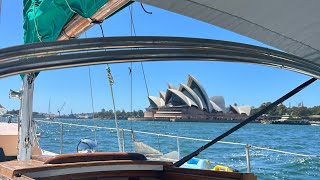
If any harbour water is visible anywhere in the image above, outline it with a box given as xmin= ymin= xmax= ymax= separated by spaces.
xmin=36 ymin=119 xmax=319 ymax=180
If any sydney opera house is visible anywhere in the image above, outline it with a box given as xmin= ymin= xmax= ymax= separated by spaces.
xmin=144 ymin=75 xmax=252 ymax=121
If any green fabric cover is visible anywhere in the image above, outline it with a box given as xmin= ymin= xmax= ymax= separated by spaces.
xmin=23 ymin=0 xmax=110 ymax=44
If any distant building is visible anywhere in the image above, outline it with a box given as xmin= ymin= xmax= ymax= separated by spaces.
xmin=145 ymin=75 xmax=251 ymax=120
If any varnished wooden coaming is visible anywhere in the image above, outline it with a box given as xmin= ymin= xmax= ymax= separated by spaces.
xmin=163 ymin=166 xmax=257 ymax=180
xmin=0 ymin=158 xmax=170 ymax=179
xmin=38 ymin=152 xmax=147 ymax=164
xmin=0 ymin=153 xmax=256 ymax=180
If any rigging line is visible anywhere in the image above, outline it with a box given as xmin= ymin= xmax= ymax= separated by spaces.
xmin=129 ymin=4 xmax=133 ymax=117
xmin=129 ymin=5 xmax=149 ymax=96
xmin=129 ymin=4 xmax=134 ymax=120
xmin=129 ymin=5 xmax=137 ymax=36
xmin=84 ymin=32 xmax=97 ymax=140
xmin=140 ymin=3 xmax=152 ymax=14
xmin=129 ymin=62 xmax=133 ymax=152
xmin=99 ymin=23 xmax=105 ymax=38
xmin=129 ymin=4 xmax=134 ymax=152
xmin=129 ymin=64 xmax=133 ymax=120
xmin=130 ymin=2 xmax=156 ymax=135
xmin=140 ymin=62 xmax=150 ymax=97
xmin=33 ymin=0 xmax=42 ymax=42
xmin=174 ymin=77 xmax=317 ymax=167
xmin=106 ymin=66 xmax=122 ymax=152
xmin=129 ymin=5 xmax=133 ymax=36
xmin=130 ymin=3 xmax=159 ymax=150
xmin=88 ymin=67 xmax=96 ymax=135
xmin=98 ymin=21 xmax=122 ymax=152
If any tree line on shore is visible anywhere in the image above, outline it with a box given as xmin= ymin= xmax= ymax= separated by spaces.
xmin=95 ymin=109 xmax=144 ymax=119
xmin=7 ymin=109 xmax=145 ymax=120
xmin=6 ymin=102 xmax=320 ymax=119
xmin=251 ymin=102 xmax=320 ymax=117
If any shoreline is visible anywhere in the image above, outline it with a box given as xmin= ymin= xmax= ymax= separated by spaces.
xmin=128 ymin=117 xmax=261 ymax=123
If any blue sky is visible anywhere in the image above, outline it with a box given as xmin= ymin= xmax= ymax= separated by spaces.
xmin=0 ymin=1 xmax=319 ymax=114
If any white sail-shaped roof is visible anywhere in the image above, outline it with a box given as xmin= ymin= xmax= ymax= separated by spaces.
xmin=168 ymin=84 xmax=177 ymax=90
xmin=165 ymin=89 xmax=198 ymax=108
xmin=159 ymin=91 xmax=166 ymax=101
xmin=178 ymin=83 xmax=204 ymax=110
xmin=148 ymin=96 xmax=165 ymax=108
xmin=210 ymin=96 xmax=225 ymax=113
xmin=186 ymin=75 xmax=212 ymax=112
xmin=229 ymin=104 xmax=251 ymax=116
xmin=238 ymin=106 xmax=252 ymax=116
xmin=229 ymin=105 xmax=240 ymax=114
xmin=138 ymin=0 xmax=320 ymax=64
xmin=210 ymin=100 xmax=223 ymax=113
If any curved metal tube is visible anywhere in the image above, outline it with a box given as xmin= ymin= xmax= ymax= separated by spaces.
xmin=0 ymin=36 xmax=319 ymax=78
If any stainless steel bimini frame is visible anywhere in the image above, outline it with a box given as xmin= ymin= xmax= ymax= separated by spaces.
xmin=1 ymin=36 xmax=320 ymax=79
xmin=1 ymin=36 xmax=318 ymax=163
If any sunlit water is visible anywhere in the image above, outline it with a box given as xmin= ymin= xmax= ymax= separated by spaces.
xmin=36 ymin=119 xmax=319 ymax=180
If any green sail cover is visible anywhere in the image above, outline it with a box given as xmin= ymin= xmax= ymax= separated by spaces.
xmin=23 ymin=0 xmax=110 ymax=44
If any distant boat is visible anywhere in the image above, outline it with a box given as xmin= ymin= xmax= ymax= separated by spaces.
xmin=309 ymin=120 xmax=320 ymax=126
xmin=44 ymin=117 xmax=54 ymax=120
xmin=260 ymin=120 xmax=271 ymax=124
xmin=270 ymin=114 xmax=310 ymax=125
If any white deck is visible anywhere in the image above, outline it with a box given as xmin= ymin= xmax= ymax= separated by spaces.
xmin=0 ymin=122 xmax=18 ymax=156
xmin=0 ymin=122 xmax=18 ymax=135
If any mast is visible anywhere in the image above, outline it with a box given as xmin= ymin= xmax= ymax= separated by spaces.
xmin=48 ymin=98 xmax=51 ymax=114
xmin=15 ymin=0 xmax=130 ymax=161
xmin=18 ymin=73 xmax=36 ymax=160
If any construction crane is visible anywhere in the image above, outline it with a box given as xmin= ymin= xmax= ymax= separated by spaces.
xmin=57 ymin=102 xmax=66 ymax=117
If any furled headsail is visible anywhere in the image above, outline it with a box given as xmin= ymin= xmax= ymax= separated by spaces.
xmin=23 ymin=0 xmax=131 ymax=44
xmin=23 ymin=0 xmax=109 ymax=43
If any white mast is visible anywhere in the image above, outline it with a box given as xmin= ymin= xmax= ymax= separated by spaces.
xmin=48 ymin=98 xmax=51 ymax=114
xmin=18 ymin=73 xmax=36 ymax=160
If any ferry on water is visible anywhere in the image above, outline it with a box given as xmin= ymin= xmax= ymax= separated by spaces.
xmin=270 ymin=114 xmax=311 ymax=125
